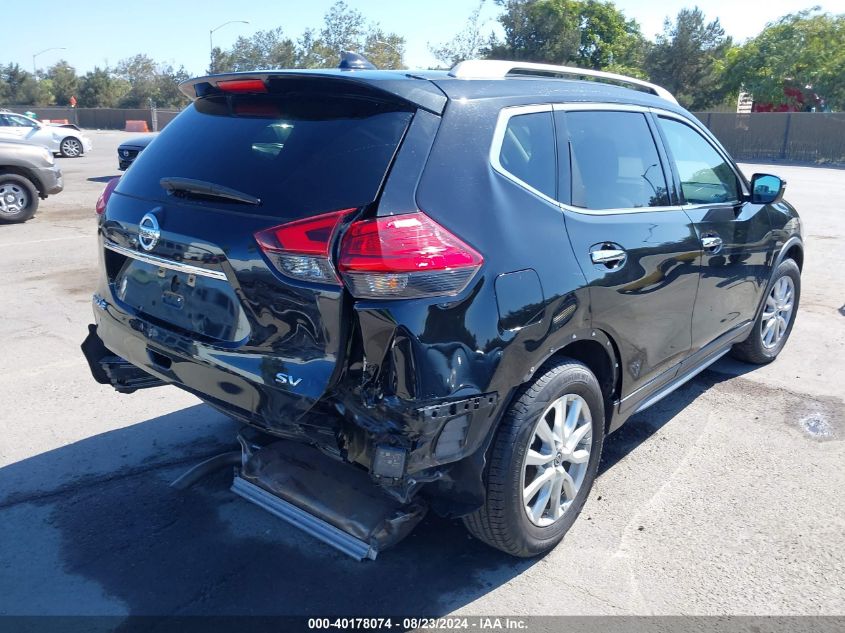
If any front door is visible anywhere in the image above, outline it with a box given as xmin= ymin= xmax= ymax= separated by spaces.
xmin=555 ymin=107 xmax=701 ymax=412
xmin=655 ymin=115 xmax=772 ymax=354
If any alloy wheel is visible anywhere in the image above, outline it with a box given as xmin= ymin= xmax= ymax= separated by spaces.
xmin=61 ymin=138 xmax=82 ymax=157
xmin=761 ymin=276 xmax=795 ymax=349
xmin=521 ymin=393 xmax=593 ymax=527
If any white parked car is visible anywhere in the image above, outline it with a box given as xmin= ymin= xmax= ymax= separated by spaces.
xmin=0 ymin=111 xmax=92 ymax=157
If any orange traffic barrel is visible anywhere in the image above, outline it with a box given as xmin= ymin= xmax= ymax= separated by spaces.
xmin=125 ymin=120 xmax=150 ymax=133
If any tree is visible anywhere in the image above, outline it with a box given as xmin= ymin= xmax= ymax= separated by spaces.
xmin=429 ymin=1 xmax=490 ymax=67
xmin=320 ymin=0 xmax=366 ymax=55
xmin=725 ymin=9 xmax=845 ymax=111
xmin=212 ymin=2 xmax=406 ymax=71
xmin=155 ymin=64 xmax=191 ymax=108
xmin=112 ymin=55 xmax=189 ymax=108
xmin=114 ymin=54 xmax=159 ymax=107
xmin=485 ymin=0 xmax=647 ymax=75
xmin=645 ymin=7 xmax=732 ymax=110
xmin=363 ymin=28 xmax=405 ymax=70
xmin=211 ymin=27 xmax=297 ymax=73
xmin=1 ymin=64 xmax=39 ymax=105
xmin=46 ymin=60 xmax=78 ymax=105
xmin=578 ymin=0 xmax=648 ymax=77
xmin=77 ymin=67 xmax=130 ymax=107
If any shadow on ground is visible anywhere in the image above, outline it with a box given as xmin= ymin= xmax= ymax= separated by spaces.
xmin=0 ymin=364 xmax=744 ymax=619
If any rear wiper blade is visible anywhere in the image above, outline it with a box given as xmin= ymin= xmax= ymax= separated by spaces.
xmin=159 ymin=177 xmax=261 ymax=206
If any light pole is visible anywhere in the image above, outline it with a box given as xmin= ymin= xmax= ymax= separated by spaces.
xmin=209 ymin=20 xmax=250 ymax=71
xmin=32 ymin=47 xmax=67 ymax=78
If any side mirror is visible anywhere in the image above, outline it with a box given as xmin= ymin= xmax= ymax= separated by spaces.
xmin=750 ymin=173 xmax=786 ymax=204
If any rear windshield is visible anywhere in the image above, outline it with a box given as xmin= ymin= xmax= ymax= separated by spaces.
xmin=116 ymin=93 xmax=414 ymax=218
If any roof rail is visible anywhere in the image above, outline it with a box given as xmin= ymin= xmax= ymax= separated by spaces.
xmin=448 ymin=60 xmax=678 ymax=105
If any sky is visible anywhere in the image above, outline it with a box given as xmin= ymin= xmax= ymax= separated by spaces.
xmin=3 ymin=0 xmax=843 ymax=76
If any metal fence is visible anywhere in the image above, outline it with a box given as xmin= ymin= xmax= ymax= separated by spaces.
xmin=693 ymin=112 xmax=845 ymax=164
xmin=0 ymin=106 xmax=182 ymax=132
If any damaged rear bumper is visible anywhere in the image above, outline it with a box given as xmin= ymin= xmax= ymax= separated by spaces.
xmin=233 ymin=430 xmax=427 ymax=559
xmin=82 ymin=293 xmax=504 ymax=515
xmin=81 ymin=323 xmax=164 ymax=393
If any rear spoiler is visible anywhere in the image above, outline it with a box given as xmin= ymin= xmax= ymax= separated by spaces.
xmin=179 ymin=70 xmax=447 ymax=115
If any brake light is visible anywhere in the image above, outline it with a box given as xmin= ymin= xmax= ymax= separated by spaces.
xmin=338 ymin=212 xmax=483 ymax=299
xmin=95 ymin=177 xmax=121 ymax=215
xmin=217 ymin=79 xmax=268 ymax=93
xmin=255 ymin=209 xmax=354 ymax=284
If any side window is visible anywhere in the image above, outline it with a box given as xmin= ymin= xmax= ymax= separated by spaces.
xmin=565 ymin=111 xmax=669 ymax=210
xmin=497 ymin=111 xmax=556 ymax=199
xmin=658 ymin=117 xmax=740 ymax=204
xmin=8 ymin=115 xmax=37 ymax=128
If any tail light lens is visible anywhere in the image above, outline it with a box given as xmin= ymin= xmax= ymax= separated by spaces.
xmin=254 ymin=209 xmax=354 ymax=284
xmin=95 ymin=177 xmax=121 ymax=215
xmin=338 ymin=212 xmax=483 ymax=299
xmin=217 ymin=79 xmax=268 ymax=93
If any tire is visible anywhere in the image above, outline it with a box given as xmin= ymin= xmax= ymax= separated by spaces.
xmin=463 ymin=358 xmax=605 ymax=557
xmin=731 ymin=258 xmax=801 ymax=364
xmin=59 ymin=136 xmax=83 ymax=158
xmin=0 ymin=174 xmax=39 ymax=223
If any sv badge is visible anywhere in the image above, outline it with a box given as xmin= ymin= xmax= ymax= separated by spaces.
xmin=275 ymin=372 xmax=302 ymax=387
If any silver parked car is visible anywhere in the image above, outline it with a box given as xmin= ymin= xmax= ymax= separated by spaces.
xmin=0 ymin=111 xmax=93 ymax=157
xmin=0 ymin=138 xmax=63 ymax=222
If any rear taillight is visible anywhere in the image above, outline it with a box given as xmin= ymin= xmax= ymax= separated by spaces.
xmin=95 ymin=177 xmax=121 ymax=215
xmin=338 ymin=212 xmax=483 ymax=299
xmin=255 ymin=209 xmax=354 ymax=284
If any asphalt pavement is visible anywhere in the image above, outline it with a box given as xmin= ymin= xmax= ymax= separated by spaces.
xmin=0 ymin=130 xmax=842 ymax=618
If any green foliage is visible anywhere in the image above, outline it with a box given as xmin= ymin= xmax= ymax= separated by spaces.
xmin=726 ymin=9 xmax=845 ymax=111
xmin=4 ymin=2 xmax=842 ymax=113
xmin=76 ymin=67 xmax=130 ymax=108
xmin=644 ymin=7 xmax=732 ymax=110
xmin=1 ymin=64 xmax=39 ymax=105
xmin=112 ymin=55 xmax=189 ymax=108
xmin=211 ymin=27 xmax=297 ymax=73
xmin=212 ymin=2 xmax=406 ymax=72
xmin=45 ymin=61 xmax=78 ymax=105
xmin=485 ymin=0 xmax=648 ymax=74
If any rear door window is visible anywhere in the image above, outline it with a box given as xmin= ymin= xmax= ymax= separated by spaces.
xmin=657 ymin=117 xmax=740 ymax=205
xmin=563 ymin=111 xmax=669 ymax=210
xmin=116 ymin=93 xmax=414 ymax=219
xmin=496 ymin=110 xmax=557 ymax=199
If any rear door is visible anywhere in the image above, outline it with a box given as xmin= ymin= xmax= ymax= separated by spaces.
xmin=554 ymin=106 xmax=701 ymax=413
xmin=653 ymin=114 xmax=772 ymax=354
xmin=102 ymin=81 xmax=416 ymax=426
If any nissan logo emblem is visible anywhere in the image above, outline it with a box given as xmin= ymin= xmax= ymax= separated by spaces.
xmin=138 ymin=212 xmax=161 ymax=252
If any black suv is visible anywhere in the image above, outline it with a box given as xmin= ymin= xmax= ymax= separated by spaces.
xmin=83 ymin=60 xmax=803 ymax=558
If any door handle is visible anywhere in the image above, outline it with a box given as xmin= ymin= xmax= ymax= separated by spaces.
xmin=590 ymin=247 xmax=627 ymax=267
xmin=701 ymin=235 xmax=723 ymax=252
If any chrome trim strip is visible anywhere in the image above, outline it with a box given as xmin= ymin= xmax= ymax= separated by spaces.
xmin=552 ymin=102 xmax=653 ymax=113
xmin=487 ymin=102 xmax=747 ymax=217
xmin=633 ymin=348 xmax=730 ymax=414
xmin=488 ymin=103 xmax=560 ymax=207
xmin=104 ymin=241 xmax=227 ymax=280
xmin=231 ymin=476 xmax=377 ymax=561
